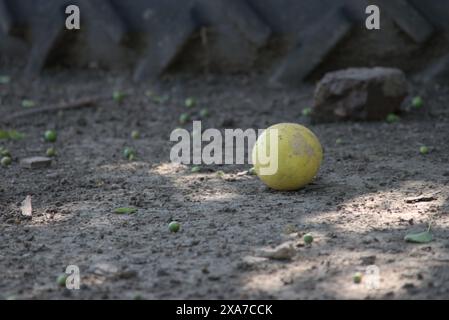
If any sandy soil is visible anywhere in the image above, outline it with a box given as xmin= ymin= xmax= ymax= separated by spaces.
xmin=0 ymin=69 xmax=448 ymax=300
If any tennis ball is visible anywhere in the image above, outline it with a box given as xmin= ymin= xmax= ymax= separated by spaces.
xmin=252 ymin=123 xmax=323 ymax=191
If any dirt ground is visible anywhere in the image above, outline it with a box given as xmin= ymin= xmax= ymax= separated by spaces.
xmin=0 ymin=68 xmax=449 ymax=300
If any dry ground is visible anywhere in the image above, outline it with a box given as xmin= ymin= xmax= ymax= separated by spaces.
xmin=0 ymin=69 xmax=449 ymax=299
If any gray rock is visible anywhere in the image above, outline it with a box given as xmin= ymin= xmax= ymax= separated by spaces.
xmin=20 ymin=156 xmax=52 ymax=169
xmin=312 ymin=67 xmax=409 ymax=122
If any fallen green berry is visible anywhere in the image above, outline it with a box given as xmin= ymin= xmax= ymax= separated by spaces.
xmin=0 ymin=75 xmax=10 ymax=84
xmin=247 ymin=167 xmax=256 ymax=175
xmin=1 ymin=156 xmax=12 ymax=167
xmin=179 ymin=113 xmax=190 ymax=124
xmin=335 ymin=138 xmax=343 ymax=145
xmin=114 ymin=207 xmax=137 ymax=214
xmin=0 ymin=147 xmax=10 ymax=157
xmin=353 ymin=272 xmax=363 ymax=284
xmin=46 ymin=147 xmax=57 ymax=157
xmin=169 ymin=221 xmax=180 ymax=233
xmin=411 ymin=96 xmax=424 ymax=109
xmin=302 ymin=108 xmax=312 ymax=117
xmin=185 ymin=97 xmax=196 ymax=108
xmin=191 ymin=166 xmax=201 ymax=173
xmin=21 ymin=99 xmax=35 ymax=108
xmin=303 ymin=233 xmax=314 ymax=245
xmin=56 ymin=273 xmax=68 ymax=287
xmin=123 ymin=147 xmax=135 ymax=160
xmin=419 ymin=146 xmax=429 ymax=155
xmin=113 ymin=90 xmax=126 ymax=103
xmin=131 ymin=130 xmax=140 ymax=140
xmin=199 ymin=108 xmax=209 ymax=118
xmin=386 ymin=113 xmax=400 ymax=123
xmin=44 ymin=130 xmax=57 ymax=143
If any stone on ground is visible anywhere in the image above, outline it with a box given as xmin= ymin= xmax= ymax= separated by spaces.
xmin=312 ymin=67 xmax=409 ymax=123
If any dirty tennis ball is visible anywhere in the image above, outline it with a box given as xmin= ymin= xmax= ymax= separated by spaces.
xmin=386 ymin=113 xmax=400 ymax=123
xmin=1 ymin=156 xmax=12 ymax=167
xmin=353 ymin=272 xmax=363 ymax=284
xmin=179 ymin=113 xmax=190 ymax=124
xmin=191 ymin=165 xmax=201 ymax=173
xmin=412 ymin=96 xmax=424 ymax=109
xmin=303 ymin=233 xmax=314 ymax=244
xmin=169 ymin=221 xmax=180 ymax=233
xmin=252 ymin=123 xmax=323 ymax=191
xmin=56 ymin=273 xmax=68 ymax=287
xmin=185 ymin=97 xmax=196 ymax=108
xmin=46 ymin=147 xmax=56 ymax=157
xmin=131 ymin=130 xmax=140 ymax=140
xmin=420 ymin=146 xmax=429 ymax=155
xmin=44 ymin=130 xmax=57 ymax=142
xmin=335 ymin=138 xmax=343 ymax=145
xmin=199 ymin=108 xmax=209 ymax=118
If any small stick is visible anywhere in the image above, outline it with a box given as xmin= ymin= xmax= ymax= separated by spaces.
xmin=2 ymin=94 xmax=107 ymax=123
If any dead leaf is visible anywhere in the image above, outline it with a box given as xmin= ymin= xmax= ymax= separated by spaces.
xmin=20 ymin=195 xmax=32 ymax=217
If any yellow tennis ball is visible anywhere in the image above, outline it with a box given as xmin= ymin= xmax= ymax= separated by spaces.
xmin=252 ymin=123 xmax=323 ymax=191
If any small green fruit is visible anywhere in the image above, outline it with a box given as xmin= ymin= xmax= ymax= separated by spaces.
xmin=302 ymin=108 xmax=312 ymax=117
xmin=1 ymin=156 xmax=12 ymax=167
xmin=303 ymin=233 xmax=314 ymax=245
xmin=123 ymin=147 xmax=135 ymax=160
xmin=56 ymin=273 xmax=68 ymax=287
xmin=21 ymin=99 xmax=35 ymax=108
xmin=46 ymin=147 xmax=56 ymax=157
xmin=179 ymin=113 xmax=190 ymax=124
xmin=131 ymin=130 xmax=140 ymax=140
xmin=335 ymin=138 xmax=343 ymax=145
xmin=169 ymin=221 xmax=180 ymax=233
xmin=199 ymin=108 xmax=209 ymax=118
xmin=191 ymin=166 xmax=201 ymax=173
xmin=386 ymin=113 xmax=400 ymax=123
xmin=353 ymin=272 xmax=363 ymax=284
xmin=113 ymin=90 xmax=126 ymax=103
xmin=185 ymin=97 xmax=196 ymax=108
xmin=419 ymin=146 xmax=429 ymax=155
xmin=0 ymin=147 xmax=10 ymax=157
xmin=44 ymin=130 xmax=57 ymax=142
xmin=0 ymin=75 xmax=11 ymax=84
xmin=247 ymin=167 xmax=256 ymax=175
xmin=412 ymin=96 xmax=424 ymax=109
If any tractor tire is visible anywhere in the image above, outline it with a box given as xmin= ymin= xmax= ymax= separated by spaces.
xmin=0 ymin=0 xmax=448 ymax=85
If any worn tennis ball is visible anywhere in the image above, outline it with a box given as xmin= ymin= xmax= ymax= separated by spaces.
xmin=252 ymin=123 xmax=323 ymax=191
xmin=179 ymin=113 xmax=190 ymax=124
xmin=169 ymin=221 xmax=180 ymax=233
xmin=303 ymin=233 xmax=314 ymax=245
